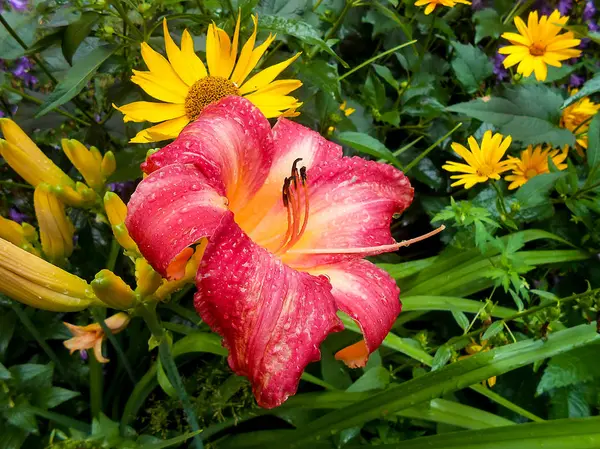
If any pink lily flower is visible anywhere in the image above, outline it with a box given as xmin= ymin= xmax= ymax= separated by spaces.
xmin=125 ymin=97 xmax=414 ymax=408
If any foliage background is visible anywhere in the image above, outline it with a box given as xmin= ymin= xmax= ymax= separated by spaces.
xmin=1 ymin=0 xmax=600 ymax=447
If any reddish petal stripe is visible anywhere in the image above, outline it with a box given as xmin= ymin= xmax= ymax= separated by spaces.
xmin=311 ymin=259 xmax=401 ymax=366
xmin=282 ymin=157 xmax=414 ymax=268
xmin=194 ymin=212 xmax=343 ymax=408
xmin=125 ymin=164 xmax=227 ymax=277
xmin=235 ymin=118 xmax=342 ymax=237
xmin=141 ymin=96 xmax=274 ymax=212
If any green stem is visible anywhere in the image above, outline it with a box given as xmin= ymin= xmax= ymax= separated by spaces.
xmin=106 ymin=238 xmax=121 ymax=272
xmin=0 ymin=180 xmax=34 ymax=189
xmin=91 ymin=307 xmax=136 ymax=383
xmin=404 ymin=123 xmax=462 ymax=173
xmin=491 ymin=181 xmax=510 ymax=216
xmin=10 ymin=302 xmax=73 ymax=385
xmin=338 ymin=40 xmax=417 ymax=81
xmin=89 ymin=350 xmax=103 ymax=417
xmin=109 ymin=0 xmax=144 ymax=40
xmin=2 ymin=85 xmax=91 ymax=126
xmin=137 ymin=303 xmax=204 ymax=449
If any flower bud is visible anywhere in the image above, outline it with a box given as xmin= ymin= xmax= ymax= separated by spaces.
xmin=103 ymin=192 xmax=139 ymax=253
xmin=91 ymin=269 xmax=137 ymax=309
xmin=0 ymin=216 xmax=39 ymax=256
xmin=101 ymin=151 xmax=117 ymax=178
xmin=34 ymin=184 xmax=75 ymax=265
xmin=0 ymin=119 xmax=73 ymax=188
xmin=61 ymin=139 xmax=104 ymax=191
xmin=135 ymin=258 xmax=162 ymax=298
xmin=0 ymin=238 xmax=101 ymax=311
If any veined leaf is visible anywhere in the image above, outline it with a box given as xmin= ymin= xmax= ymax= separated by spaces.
xmin=62 ymin=12 xmax=100 ymax=65
xmin=562 ymin=72 xmax=600 ymax=109
xmin=587 ymin=113 xmax=600 ymax=170
xmin=337 ymin=131 xmax=401 ymax=167
xmin=451 ymin=42 xmax=493 ymax=94
xmin=36 ymin=45 xmax=116 ymax=117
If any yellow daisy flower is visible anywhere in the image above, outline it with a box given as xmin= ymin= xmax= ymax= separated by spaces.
xmin=499 ymin=10 xmax=581 ymax=81
xmin=442 ymin=131 xmax=513 ymax=189
xmin=561 ymin=89 xmax=600 ymax=152
xmin=504 ymin=145 xmax=568 ymax=190
xmin=114 ymin=16 xmax=303 ymax=143
xmin=414 ymin=0 xmax=471 ymax=15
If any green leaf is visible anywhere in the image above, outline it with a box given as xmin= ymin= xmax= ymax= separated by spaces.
xmin=562 ymin=72 xmax=600 ymax=109
xmin=400 ymin=295 xmax=516 ymax=318
xmin=258 ymin=15 xmax=347 ymax=67
xmin=377 ymin=256 xmax=437 ymax=279
xmin=156 ymin=360 xmax=177 ymax=398
xmin=473 ymin=9 xmax=506 ymax=43
xmin=0 ymin=11 xmax=37 ymax=60
xmin=587 ymin=113 xmax=600 ymax=170
xmin=9 ymin=364 xmax=53 ymax=392
xmin=482 ymin=321 xmax=504 ymax=341
xmin=431 ymin=346 xmax=452 ymax=371
xmin=36 ymin=45 xmax=116 ymax=117
xmin=372 ymin=64 xmax=400 ymax=90
xmin=242 ymin=324 xmax=600 ymax=448
xmin=451 ymin=42 xmax=493 ymax=94
xmin=0 ymin=310 xmax=15 ymax=362
xmin=537 ymin=344 xmax=600 ymax=395
xmin=62 ymin=12 xmax=100 ymax=65
xmin=5 ymin=401 xmax=38 ymax=434
xmin=515 ymin=172 xmax=567 ymax=207
xmin=550 ymin=386 xmax=591 ymax=419
xmin=144 ymin=431 xmax=203 ymax=449
xmin=34 ymin=387 xmax=79 ymax=409
xmin=451 ymin=309 xmax=470 ymax=332
xmin=346 ymin=366 xmax=390 ymax=393
xmin=0 ymin=362 xmax=11 ymax=380
xmin=337 ymin=131 xmax=401 ymax=167
xmin=0 ymin=421 xmax=28 ymax=449
xmin=25 ymin=29 xmax=65 ymax=56
xmin=296 ymin=60 xmax=341 ymax=100
xmin=348 ymin=416 xmax=600 ymax=449
xmin=363 ymin=72 xmax=386 ymax=110
xmin=448 ymin=84 xmax=575 ymax=147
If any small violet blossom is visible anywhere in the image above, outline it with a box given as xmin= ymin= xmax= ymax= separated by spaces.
xmin=125 ymin=97 xmax=416 ymax=408
xmin=558 ymin=0 xmax=573 ymax=15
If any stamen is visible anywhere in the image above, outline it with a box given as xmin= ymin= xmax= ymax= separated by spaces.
xmin=286 ymin=225 xmax=446 ymax=255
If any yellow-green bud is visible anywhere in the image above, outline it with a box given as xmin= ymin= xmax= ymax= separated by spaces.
xmin=101 ymin=151 xmax=116 ymax=179
xmin=104 ymin=192 xmax=138 ymax=253
xmin=135 ymin=258 xmax=162 ymax=298
xmin=91 ymin=269 xmax=136 ymax=309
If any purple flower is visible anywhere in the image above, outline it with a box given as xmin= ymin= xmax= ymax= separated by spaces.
xmin=80 ymin=349 xmax=88 ymax=361
xmin=558 ymin=0 xmax=572 ymax=15
xmin=8 ymin=0 xmax=28 ymax=11
xmin=569 ymin=73 xmax=585 ymax=88
xmin=584 ymin=1 xmax=597 ymax=22
xmin=11 ymin=57 xmax=37 ymax=87
xmin=493 ymin=52 xmax=508 ymax=82
xmin=535 ymin=0 xmax=553 ymax=16
xmin=109 ymin=181 xmax=137 ymax=202
xmin=589 ymin=22 xmax=600 ymax=33
xmin=8 ymin=208 xmax=28 ymax=224
xmin=471 ymin=0 xmax=486 ymax=10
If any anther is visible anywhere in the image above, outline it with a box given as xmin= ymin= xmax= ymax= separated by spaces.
xmin=300 ymin=166 xmax=307 ymax=184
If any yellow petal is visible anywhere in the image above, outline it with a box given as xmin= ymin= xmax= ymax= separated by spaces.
xmin=231 ymin=15 xmax=259 ymax=85
xmin=113 ymin=101 xmax=186 ymax=123
xmin=181 ymin=29 xmax=208 ymax=79
xmin=129 ymin=116 xmax=190 ymax=143
xmin=162 ymin=19 xmax=199 ymax=86
xmin=131 ymin=70 xmax=188 ymax=104
xmin=140 ymin=42 xmax=189 ymax=91
xmin=239 ymin=53 xmax=301 ymax=95
xmin=233 ymin=33 xmax=277 ymax=87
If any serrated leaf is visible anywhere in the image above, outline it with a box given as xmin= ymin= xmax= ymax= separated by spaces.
xmin=448 ymin=84 xmax=576 ymax=147
xmin=258 ymin=15 xmax=347 ymax=67
xmin=363 ymin=72 xmax=386 ymax=110
xmin=587 ymin=113 xmax=600 ymax=170
xmin=62 ymin=12 xmax=100 ymax=65
xmin=36 ymin=45 xmax=116 ymax=117
xmin=562 ymin=72 xmax=600 ymax=109
xmin=549 ymin=385 xmax=591 ymax=419
xmin=473 ymin=9 xmax=506 ymax=43
xmin=451 ymin=42 xmax=493 ymax=94
xmin=337 ymin=131 xmax=401 ymax=167
xmin=482 ymin=321 xmax=504 ymax=341
xmin=537 ymin=344 xmax=600 ymax=395
xmin=515 ymin=172 xmax=567 ymax=207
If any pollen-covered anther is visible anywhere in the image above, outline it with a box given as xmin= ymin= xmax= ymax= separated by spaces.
xmin=184 ymin=76 xmax=240 ymax=121
xmin=274 ymin=158 xmax=310 ymax=255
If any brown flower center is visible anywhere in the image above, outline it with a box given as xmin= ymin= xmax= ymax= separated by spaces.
xmin=184 ymin=76 xmax=240 ymax=121
xmin=529 ymin=43 xmax=546 ymax=56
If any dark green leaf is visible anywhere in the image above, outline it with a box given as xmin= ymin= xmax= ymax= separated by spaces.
xmin=373 ymin=64 xmax=400 ymax=90
xmin=9 ymin=364 xmax=53 ymax=392
xmin=296 ymin=60 xmax=340 ymax=100
xmin=36 ymin=45 xmax=116 ymax=117
xmin=0 ymin=11 xmax=37 ymax=60
xmin=537 ymin=344 xmax=600 ymax=395
xmin=0 ymin=362 xmax=10 ymax=380
xmin=451 ymin=310 xmax=470 ymax=332
xmin=550 ymin=385 xmax=591 ymax=419
xmin=482 ymin=321 xmax=504 ymax=341
xmin=258 ymin=15 xmax=347 ymax=67
xmin=451 ymin=42 xmax=493 ymax=94
xmin=62 ymin=12 xmax=100 ymax=65
xmin=346 ymin=366 xmax=390 ymax=393
xmin=515 ymin=172 xmax=567 ymax=207
xmin=587 ymin=113 xmax=600 ymax=170
xmin=34 ymin=387 xmax=79 ymax=409
xmin=5 ymin=401 xmax=38 ymax=434
xmin=337 ymin=131 xmax=401 ymax=166
xmin=562 ymin=72 xmax=600 ymax=109
xmin=0 ymin=310 xmax=15 ymax=362
xmin=25 ymin=29 xmax=65 ymax=55
xmin=431 ymin=345 xmax=452 ymax=371
xmin=0 ymin=421 xmax=28 ymax=449
xmin=473 ymin=9 xmax=506 ymax=43
xmin=363 ymin=72 xmax=386 ymax=110
xmin=448 ymin=84 xmax=575 ymax=147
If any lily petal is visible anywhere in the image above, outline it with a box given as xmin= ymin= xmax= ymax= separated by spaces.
xmin=142 ymin=96 xmax=274 ymax=212
xmin=194 ymin=212 xmax=343 ymax=408
xmin=125 ymin=164 xmax=228 ymax=277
